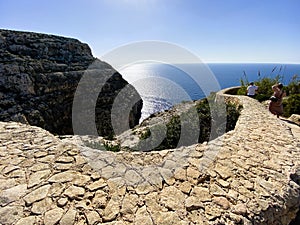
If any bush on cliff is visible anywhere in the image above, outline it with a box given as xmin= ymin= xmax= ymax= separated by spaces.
xmin=137 ymin=96 xmax=242 ymax=151
xmin=237 ymin=75 xmax=282 ymax=101
xmin=238 ymin=73 xmax=300 ymax=117
xmin=283 ymin=94 xmax=300 ymax=117
xmin=83 ymin=140 xmax=121 ymax=152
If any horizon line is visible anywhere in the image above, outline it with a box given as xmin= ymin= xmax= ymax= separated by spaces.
xmin=97 ymin=57 xmax=300 ymax=65
xmin=203 ymin=60 xmax=300 ymax=64
xmin=202 ymin=61 xmax=300 ymax=64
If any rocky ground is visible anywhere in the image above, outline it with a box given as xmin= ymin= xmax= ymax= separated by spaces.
xmin=0 ymin=89 xmax=299 ymax=225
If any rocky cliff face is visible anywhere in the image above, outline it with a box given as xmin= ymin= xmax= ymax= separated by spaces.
xmin=0 ymin=29 xmax=142 ymax=136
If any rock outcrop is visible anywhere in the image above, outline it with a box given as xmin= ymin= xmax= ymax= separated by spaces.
xmin=289 ymin=114 xmax=300 ymax=126
xmin=0 ymin=29 xmax=142 ymax=136
xmin=115 ymin=96 xmax=241 ymax=152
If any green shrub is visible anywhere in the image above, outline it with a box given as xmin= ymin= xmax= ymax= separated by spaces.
xmin=237 ymin=86 xmax=247 ymax=96
xmin=255 ymin=76 xmax=282 ymax=100
xmin=103 ymin=142 xmax=121 ymax=152
xmin=237 ymin=75 xmax=249 ymax=95
xmin=237 ymin=71 xmax=299 ymax=118
xmin=83 ymin=140 xmax=120 ymax=152
xmin=158 ymin=115 xmax=181 ymax=150
xmin=238 ymin=75 xmax=282 ymax=101
xmin=137 ymin=97 xmax=242 ymax=151
xmin=286 ymin=75 xmax=300 ymax=95
xmin=196 ymin=99 xmax=212 ymax=143
xmin=283 ymin=94 xmax=300 ymax=117
xmin=226 ymin=103 xmax=243 ymax=131
xmin=238 ymin=71 xmax=300 ymax=100
xmin=139 ymin=128 xmax=151 ymax=140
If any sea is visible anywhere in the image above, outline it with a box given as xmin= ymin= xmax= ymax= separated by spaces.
xmin=119 ymin=63 xmax=300 ymax=122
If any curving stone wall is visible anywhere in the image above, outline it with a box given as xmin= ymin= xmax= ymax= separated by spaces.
xmin=0 ymin=88 xmax=299 ymax=225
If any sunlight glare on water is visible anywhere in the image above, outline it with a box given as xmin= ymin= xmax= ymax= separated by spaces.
xmin=119 ymin=62 xmax=197 ymax=122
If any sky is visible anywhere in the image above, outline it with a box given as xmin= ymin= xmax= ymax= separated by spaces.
xmin=0 ymin=0 xmax=300 ymax=63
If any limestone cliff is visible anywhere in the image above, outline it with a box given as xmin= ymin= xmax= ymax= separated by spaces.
xmin=0 ymin=29 xmax=142 ymax=136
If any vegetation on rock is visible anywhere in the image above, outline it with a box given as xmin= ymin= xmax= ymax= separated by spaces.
xmin=83 ymin=139 xmax=121 ymax=152
xmin=136 ymin=94 xmax=242 ymax=151
xmin=283 ymin=94 xmax=300 ymax=118
xmin=238 ymin=72 xmax=300 ymax=117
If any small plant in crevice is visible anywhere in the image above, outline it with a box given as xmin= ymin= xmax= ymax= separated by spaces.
xmin=139 ymin=127 xmax=151 ymax=140
xmin=83 ymin=140 xmax=120 ymax=152
xmin=103 ymin=142 xmax=121 ymax=152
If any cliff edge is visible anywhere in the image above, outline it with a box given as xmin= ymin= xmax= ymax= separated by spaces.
xmin=0 ymin=29 xmax=142 ymax=136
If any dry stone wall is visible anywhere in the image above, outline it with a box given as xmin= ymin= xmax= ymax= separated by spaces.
xmin=0 ymin=88 xmax=299 ymax=225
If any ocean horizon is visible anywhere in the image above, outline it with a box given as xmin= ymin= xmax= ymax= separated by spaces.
xmin=119 ymin=62 xmax=300 ymax=121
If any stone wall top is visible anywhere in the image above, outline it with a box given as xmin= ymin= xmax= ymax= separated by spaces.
xmin=0 ymin=88 xmax=299 ymax=224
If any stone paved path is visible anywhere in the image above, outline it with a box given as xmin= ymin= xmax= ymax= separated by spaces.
xmin=0 ymin=90 xmax=299 ymax=225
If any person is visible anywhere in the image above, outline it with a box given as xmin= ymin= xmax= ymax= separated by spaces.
xmin=269 ymin=83 xmax=286 ymax=118
xmin=247 ymin=82 xmax=258 ymax=97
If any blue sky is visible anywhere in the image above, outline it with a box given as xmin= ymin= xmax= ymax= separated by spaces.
xmin=1 ymin=0 xmax=299 ymax=63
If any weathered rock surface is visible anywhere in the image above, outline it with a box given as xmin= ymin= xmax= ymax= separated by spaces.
xmin=289 ymin=114 xmax=300 ymax=126
xmin=0 ymin=29 xmax=142 ymax=136
xmin=0 ymin=88 xmax=299 ymax=225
